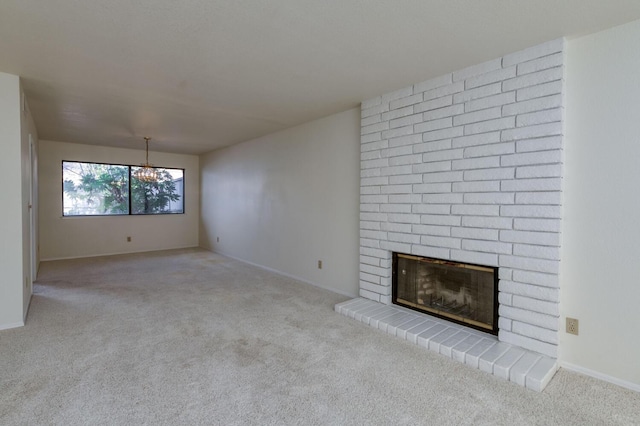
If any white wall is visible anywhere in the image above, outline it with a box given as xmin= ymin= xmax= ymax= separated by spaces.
xmin=200 ymin=108 xmax=360 ymax=297
xmin=0 ymin=72 xmax=28 ymax=329
xmin=563 ymin=19 xmax=640 ymax=389
xmin=39 ymin=140 xmax=199 ymax=260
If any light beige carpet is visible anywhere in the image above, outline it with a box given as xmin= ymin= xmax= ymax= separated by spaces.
xmin=1 ymin=248 xmax=638 ymax=425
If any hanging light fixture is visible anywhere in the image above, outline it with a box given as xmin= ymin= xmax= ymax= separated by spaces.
xmin=133 ymin=137 xmax=160 ymax=182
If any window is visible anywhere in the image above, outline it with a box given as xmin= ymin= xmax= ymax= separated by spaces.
xmin=62 ymin=161 xmax=184 ymax=216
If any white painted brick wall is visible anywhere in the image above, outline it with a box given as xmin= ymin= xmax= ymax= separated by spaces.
xmin=381 ymin=222 xmax=412 ymax=232
xmin=451 ymin=227 xmax=499 ymax=241
xmin=517 ymin=52 xmax=563 ymax=75
xmin=413 ymin=224 xmax=452 ymax=236
xmin=465 ymin=142 xmax=515 ymax=158
xmin=380 ymin=204 xmax=411 ymax=213
xmin=451 ymin=204 xmax=500 ymax=216
xmin=502 ymin=39 xmax=564 ymax=67
xmin=412 ymin=204 xmax=450 ymax=214
xmin=462 ymin=239 xmax=512 ymax=254
xmin=500 ymin=230 xmax=560 ymax=246
xmin=423 ymin=81 xmax=464 ymax=100
xmin=421 ymin=235 xmax=461 ymax=249
xmin=450 ymin=250 xmax=498 ymax=267
xmin=513 ymin=218 xmax=561 ymax=232
xmin=500 ymin=280 xmax=559 ymax=302
xmin=454 ymin=107 xmax=502 ymax=126
xmin=463 ymin=167 xmax=515 ymax=181
xmin=359 ymin=39 xmax=565 ymax=357
xmin=454 ymin=83 xmax=503 ymax=103
xmin=503 ymin=94 xmax=562 ymax=116
xmin=498 ymin=292 xmax=514 ymax=306
xmin=464 ymin=192 xmax=515 ymax=205
xmin=467 ymin=92 xmax=516 ymax=112
xmin=414 ymin=139 xmax=453 ymax=153
xmin=512 ymin=321 xmax=558 ymax=344
xmin=517 ymin=80 xmax=563 ymax=102
xmin=512 ymin=295 xmax=559 ymax=316
xmin=389 ymin=154 xmax=419 ymax=166
xmin=415 ymin=96 xmax=454 ymax=114
xmin=453 ymin=132 xmax=501 ymax=149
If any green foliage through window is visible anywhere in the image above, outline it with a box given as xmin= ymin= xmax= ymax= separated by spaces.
xmin=63 ymin=161 xmax=184 ymax=216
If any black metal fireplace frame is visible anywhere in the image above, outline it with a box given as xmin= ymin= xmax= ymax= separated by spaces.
xmin=391 ymin=252 xmax=499 ymax=336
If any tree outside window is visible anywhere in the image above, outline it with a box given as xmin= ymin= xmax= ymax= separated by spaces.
xmin=62 ymin=161 xmax=184 ymax=216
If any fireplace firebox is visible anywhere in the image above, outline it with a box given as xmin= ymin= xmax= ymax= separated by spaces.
xmin=392 ymin=253 xmax=499 ymax=335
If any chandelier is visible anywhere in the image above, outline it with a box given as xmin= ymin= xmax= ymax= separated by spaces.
xmin=133 ymin=137 xmax=160 ymax=182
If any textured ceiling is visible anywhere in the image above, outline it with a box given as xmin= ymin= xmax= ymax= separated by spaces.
xmin=1 ymin=1 xmax=640 ymax=155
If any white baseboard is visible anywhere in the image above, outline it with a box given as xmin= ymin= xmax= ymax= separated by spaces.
xmin=0 ymin=321 xmax=24 ymax=331
xmin=206 ymin=248 xmax=357 ymax=299
xmin=560 ymin=361 xmax=640 ymax=392
xmin=41 ymin=246 xmax=200 ymax=262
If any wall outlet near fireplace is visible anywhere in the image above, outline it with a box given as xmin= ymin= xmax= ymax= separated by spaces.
xmin=216 ymin=236 xmax=219 ymax=243
xmin=126 ymin=236 xmax=131 ymax=242
xmin=566 ymin=317 xmax=579 ymax=335
xmin=318 ymin=260 xmax=322 ymax=269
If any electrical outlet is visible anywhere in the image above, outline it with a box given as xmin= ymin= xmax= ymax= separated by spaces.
xmin=318 ymin=260 xmax=322 ymax=269
xmin=566 ymin=317 xmax=579 ymax=335
xmin=127 ymin=236 xmax=132 ymax=242
xmin=217 ymin=237 xmax=219 ymax=243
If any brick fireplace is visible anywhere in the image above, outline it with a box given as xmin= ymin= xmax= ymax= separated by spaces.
xmin=337 ymin=38 xmax=564 ymax=389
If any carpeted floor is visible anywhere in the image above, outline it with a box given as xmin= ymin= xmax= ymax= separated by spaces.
xmin=1 ymin=248 xmax=638 ymax=425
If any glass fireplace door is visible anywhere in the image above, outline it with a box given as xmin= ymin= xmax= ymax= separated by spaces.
xmin=393 ymin=253 xmax=498 ymax=334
